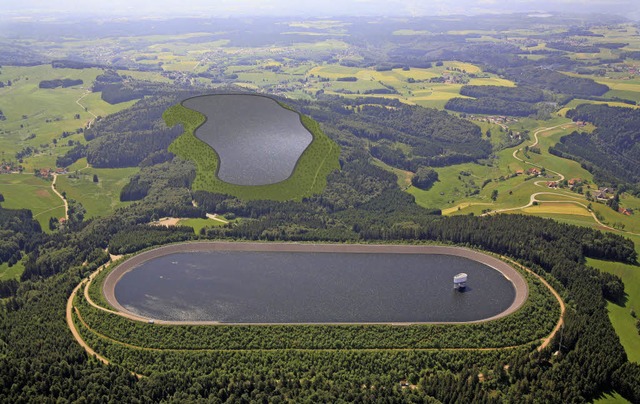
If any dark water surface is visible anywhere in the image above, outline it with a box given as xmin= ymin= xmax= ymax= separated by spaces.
xmin=115 ymin=251 xmax=516 ymax=323
xmin=182 ymin=94 xmax=313 ymax=185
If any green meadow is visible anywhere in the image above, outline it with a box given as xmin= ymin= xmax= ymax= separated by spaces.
xmin=593 ymin=391 xmax=631 ymax=404
xmin=0 ymin=65 xmax=101 ymax=166
xmin=0 ymin=174 xmax=64 ymax=231
xmin=588 ymin=250 xmax=640 ymax=364
xmin=177 ymin=217 xmax=228 ymax=234
xmin=0 ymin=260 xmax=24 ymax=281
xmin=54 ymin=165 xmax=139 ymax=219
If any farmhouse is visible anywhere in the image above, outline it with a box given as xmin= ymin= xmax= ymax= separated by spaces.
xmin=526 ymin=167 xmax=541 ymax=176
xmin=594 ymin=190 xmax=609 ymax=200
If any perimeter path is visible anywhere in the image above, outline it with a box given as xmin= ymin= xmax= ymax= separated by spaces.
xmin=68 ymin=242 xmax=567 ymax=366
xmin=499 ymin=256 xmax=566 ymax=352
xmin=100 ymin=242 xmax=529 ymax=326
xmin=66 ymin=260 xmax=143 ymax=378
xmin=66 ymin=280 xmax=109 ymax=365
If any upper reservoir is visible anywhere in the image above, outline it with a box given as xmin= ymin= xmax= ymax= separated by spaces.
xmin=182 ymin=94 xmax=313 ymax=186
xmin=106 ymin=243 xmax=525 ymax=324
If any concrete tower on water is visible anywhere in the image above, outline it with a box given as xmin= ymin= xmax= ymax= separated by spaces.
xmin=453 ymin=273 xmax=467 ymax=291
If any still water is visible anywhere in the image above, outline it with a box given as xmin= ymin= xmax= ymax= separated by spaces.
xmin=115 ymin=251 xmax=516 ymax=323
xmin=182 ymin=94 xmax=313 ymax=185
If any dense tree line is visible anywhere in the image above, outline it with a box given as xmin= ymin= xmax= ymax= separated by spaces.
xmin=621 ymin=51 xmax=640 ymax=59
xmin=38 ymin=78 xmax=83 ymax=89
xmin=100 ymin=81 xmax=191 ymax=104
xmin=91 ymin=70 xmax=124 ymax=92
xmin=545 ymin=41 xmax=601 ymax=53
xmin=0 ymin=271 xmax=146 ymax=403
xmin=506 ymin=67 xmax=609 ymax=97
xmin=109 ymin=225 xmax=196 ymax=254
xmin=0 ymin=279 xmax=18 ymax=298
xmin=314 ymin=102 xmax=490 ymax=170
xmin=120 ymin=159 xmax=197 ymax=202
xmin=613 ymin=362 xmax=640 ymax=403
xmin=51 ymin=59 xmax=130 ymax=70
xmin=445 ymin=97 xmax=537 ymax=117
xmin=549 ymin=131 xmax=640 ymax=187
xmin=87 ymin=124 xmax=182 ymax=168
xmin=552 ymin=104 xmax=640 ymax=187
xmin=459 ymin=85 xmax=544 ymax=103
xmin=411 ymin=166 xmax=439 ymax=190
xmin=55 ymin=143 xmax=87 ymax=168
xmin=0 ymin=208 xmax=42 ymax=267
xmin=57 ymin=96 xmax=186 ymax=168
xmin=445 ymin=85 xmax=544 ymax=116
xmin=561 ymin=94 xmax=637 ymax=106
xmin=598 ymin=42 xmax=628 ymax=49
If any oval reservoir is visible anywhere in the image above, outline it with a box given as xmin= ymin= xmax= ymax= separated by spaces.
xmin=105 ymin=243 xmax=526 ymax=324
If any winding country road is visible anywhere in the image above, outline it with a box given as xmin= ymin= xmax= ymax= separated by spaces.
xmin=511 ymin=123 xmax=572 ymax=181
xmin=485 ymin=123 xmax=640 ymax=236
xmin=76 ymin=91 xmax=97 ymax=129
xmin=51 ymin=174 xmax=69 ymax=220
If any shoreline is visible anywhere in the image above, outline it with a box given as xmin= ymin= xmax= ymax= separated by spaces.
xmin=102 ymin=242 xmax=529 ymax=326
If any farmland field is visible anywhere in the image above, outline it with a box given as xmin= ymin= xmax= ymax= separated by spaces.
xmin=54 ymin=167 xmax=138 ymax=219
xmin=0 ymin=174 xmax=64 ymax=231
xmin=521 ymin=203 xmax=592 ymax=216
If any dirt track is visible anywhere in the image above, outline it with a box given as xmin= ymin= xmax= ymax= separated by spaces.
xmin=102 ymin=242 xmax=529 ymax=326
xmin=66 ymin=280 xmax=109 ymax=365
xmin=51 ymin=174 xmax=68 ymax=221
xmin=66 ymin=265 xmax=144 ymax=378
